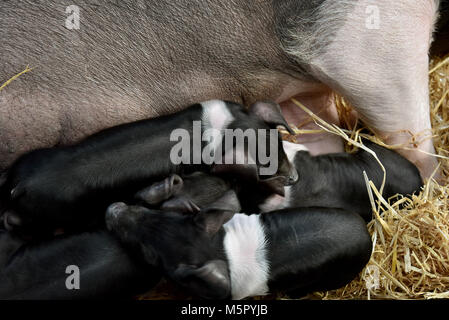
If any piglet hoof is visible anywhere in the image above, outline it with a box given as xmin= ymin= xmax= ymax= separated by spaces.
xmin=135 ymin=174 xmax=183 ymax=205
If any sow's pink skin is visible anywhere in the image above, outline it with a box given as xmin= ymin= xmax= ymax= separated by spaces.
xmin=0 ymin=0 xmax=441 ymax=181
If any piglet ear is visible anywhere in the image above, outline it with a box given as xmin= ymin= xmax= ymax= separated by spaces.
xmin=249 ymin=101 xmax=295 ymax=134
xmin=194 ymin=210 xmax=234 ymax=235
xmin=135 ymin=174 xmax=184 ymax=205
xmin=194 ymin=190 xmax=240 ymax=235
xmin=173 ymin=260 xmax=231 ymax=299
xmin=161 ymin=196 xmax=201 ymax=214
xmin=259 ymin=176 xmax=287 ymax=197
xmin=205 ymin=189 xmax=241 ymax=214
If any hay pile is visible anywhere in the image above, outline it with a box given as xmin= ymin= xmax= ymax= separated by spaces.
xmin=303 ymin=53 xmax=449 ymax=300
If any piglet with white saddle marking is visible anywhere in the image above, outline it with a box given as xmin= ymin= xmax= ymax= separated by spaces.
xmin=257 ymin=140 xmax=424 ymax=221
xmin=0 ymin=1 xmax=440 ymax=181
xmin=106 ymin=198 xmax=372 ymax=300
xmin=0 ymin=172 xmax=234 ymax=299
xmin=0 ymin=100 xmax=297 ymax=236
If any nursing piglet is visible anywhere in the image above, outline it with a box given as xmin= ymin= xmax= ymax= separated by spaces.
xmin=0 ymin=100 xmax=296 ymax=235
xmin=259 ymin=140 xmax=423 ymax=221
